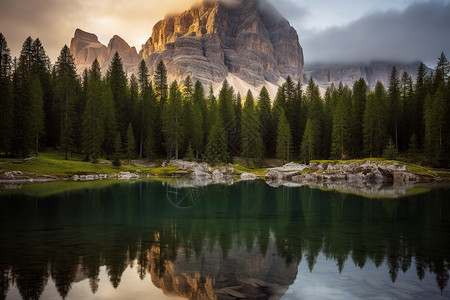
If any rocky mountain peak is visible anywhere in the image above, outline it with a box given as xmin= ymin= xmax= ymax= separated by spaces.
xmin=73 ymin=28 xmax=99 ymax=43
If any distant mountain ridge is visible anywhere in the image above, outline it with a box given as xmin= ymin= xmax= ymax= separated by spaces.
xmin=306 ymin=61 xmax=431 ymax=89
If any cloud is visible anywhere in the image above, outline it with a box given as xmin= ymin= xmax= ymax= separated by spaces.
xmin=302 ymin=0 xmax=450 ymax=66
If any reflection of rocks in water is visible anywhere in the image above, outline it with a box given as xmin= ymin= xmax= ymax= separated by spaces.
xmin=306 ymin=182 xmax=422 ymax=198
xmin=148 ymin=236 xmax=297 ymax=299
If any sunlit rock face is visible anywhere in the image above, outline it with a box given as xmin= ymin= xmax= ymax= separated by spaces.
xmin=141 ymin=0 xmax=304 ymax=86
xmin=148 ymin=236 xmax=298 ymax=299
xmin=70 ymin=0 xmax=304 ymax=88
xmin=70 ymin=29 xmax=140 ymax=74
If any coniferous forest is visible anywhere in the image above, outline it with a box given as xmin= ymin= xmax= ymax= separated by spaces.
xmin=1 ymin=33 xmax=450 ymax=167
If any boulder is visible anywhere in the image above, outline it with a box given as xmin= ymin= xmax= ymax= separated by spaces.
xmin=240 ymin=172 xmax=258 ymax=181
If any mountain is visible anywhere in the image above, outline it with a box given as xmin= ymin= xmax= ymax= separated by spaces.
xmin=140 ymin=0 xmax=304 ymax=86
xmin=306 ymin=61 xmax=429 ymax=89
xmin=70 ymin=29 xmax=140 ymax=74
xmin=69 ymin=0 xmax=304 ymax=91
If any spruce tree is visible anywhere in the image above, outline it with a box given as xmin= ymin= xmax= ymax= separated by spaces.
xmin=126 ymin=123 xmax=135 ymax=164
xmin=162 ymin=81 xmax=183 ymax=159
xmin=112 ymin=132 xmax=122 ymax=166
xmin=363 ymin=82 xmax=388 ymax=157
xmin=257 ymin=86 xmax=274 ymax=157
xmin=107 ymin=52 xmax=129 ymax=140
xmin=388 ymin=66 xmax=401 ymax=151
xmin=350 ymin=78 xmax=367 ymax=157
xmin=413 ymin=62 xmax=427 ymax=147
xmin=204 ymin=114 xmax=229 ymax=165
xmin=55 ymin=45 xmax=78 ymax=159
xmin=102 ymin=83 xmax=117 ymax=159
xmin=303 ymin=78 xmax=324 ymax=159
xmin=241 ymin=90 xmax=263 ymax=164
xmin=82 ymin=59 xmax=104 ymax=162
xmin=137 ymin=60 xmax=149 ymax=158
xmin=301 ymin=118 xmax=317 ymax=164
xmin=331 ymin=93 xmax=351 ymax=159
xmin=0 ymin=33 xmax=13 ymax=154
xmin=153 ymin=60 xmax=168 ymax=155
xmin=218 ymin=79 xmax=236 ymax=154
xmin=276 ymin=110 xmax=291 ymax=164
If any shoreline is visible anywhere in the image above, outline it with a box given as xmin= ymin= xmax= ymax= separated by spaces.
xmin=2 ymin=159 xmax=449 ymax=198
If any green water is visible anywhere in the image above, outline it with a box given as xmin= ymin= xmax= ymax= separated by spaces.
xmin=0 ymin=180 xmax=449 ymax=299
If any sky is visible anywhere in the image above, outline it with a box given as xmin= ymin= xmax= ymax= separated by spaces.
xmin=0 ymin=0 xmax=449 ymax=66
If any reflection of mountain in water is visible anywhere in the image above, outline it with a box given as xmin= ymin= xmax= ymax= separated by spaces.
xmin=149 ymin=235 xmax=297 ymax=299
xmin=0 ymin=181 xmax=449 ymax=299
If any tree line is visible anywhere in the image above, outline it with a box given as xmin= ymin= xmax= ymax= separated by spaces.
xmin=1 ymin=33 xmax=449 ymax=167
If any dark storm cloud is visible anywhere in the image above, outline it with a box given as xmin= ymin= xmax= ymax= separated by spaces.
xmin=302 ymin=1 xmax=450 ymax=66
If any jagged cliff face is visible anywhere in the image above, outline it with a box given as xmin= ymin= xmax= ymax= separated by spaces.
xmin=70 ymin=29 xmax=141 ymax=74
xmin=141 ymin=0 xmax=304 ymax=86
xmin=306 ymin=61 xmax=428 ymax=89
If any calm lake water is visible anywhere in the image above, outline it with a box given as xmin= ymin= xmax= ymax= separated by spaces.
xmin=1 ymin=180 xmax=449 ymax=299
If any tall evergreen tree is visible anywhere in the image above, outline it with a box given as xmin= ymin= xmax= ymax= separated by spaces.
xmin=303 ymin=78 xmax=324 ymax=159
xmin=153 ymin=60 xmax=168 ymax=155
xmin=13 ymin=37 xmax=45 ymax=157
xmin=107 ymin=52 xmax=129 ymax=140
xmin=55 ymin=45 xmax=78 ymax=159
xmin=400 ymin=71 xmax=414 ymax=151
xmin=388 ymin=66 xmax=401 ymax=151
xmin=102 ymin=83 xmax=117 ymax=159
xmin=331 ymin=92 xmax=352 ymax=159
xmin=413 ymin=62 xmax=427 ymax=147
xmin=276 ymin=109 xmax=291 ymax=164
xmin=0 ymin=33 xmax=13 ymax=154
xmin=204 ymin=114 xmax=229 ymax=164
xmin=301 ymin=118 xmax=318 ymax=164
xmin=363 ymin=82 xmax=388 ymax=157
xmin=350 ymin=78 xmax=367 ymax=157
xmin=218 ymin=79 xmax=236 ymax=154
xmin=162 ymin=81 xmax=183 ymax=159
xmin=241 ymin=90 xmax=263 ymax=164
xmin=257 ymin=86 xmax=274 ymax=156
xmin=126 ymin=123 xmax=135 ymax=164
xmin=82 ymin=59 xmax=104 ymax=162
xmin=137 ymin=60 xmax=149 ymax=158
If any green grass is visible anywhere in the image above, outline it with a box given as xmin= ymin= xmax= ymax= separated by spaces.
xmin=230 ymin=164 xmax=268 ymax=176
xmin=0 ymin=151 xmax=150 ymax=178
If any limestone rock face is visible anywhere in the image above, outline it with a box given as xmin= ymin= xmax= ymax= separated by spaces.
xmin=70 ymin=28 xmax=140 ymax=74
xmin=140 ymin=0 xmax=304 ymax=86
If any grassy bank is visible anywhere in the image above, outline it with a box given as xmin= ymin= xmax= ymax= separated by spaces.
xmin=1 ymin=151 xmax=449 ymax=180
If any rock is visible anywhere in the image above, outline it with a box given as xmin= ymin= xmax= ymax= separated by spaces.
xmin=212 ymin=169 xmax=224 ymax=180
xmin=266 ymin=170 xmax=283 ymax=181
xmin=192 ymin=166 xmax=212 ymax=179
xmin=118 ymin=172 xmax=140 ymax=179
xmin=70 ymin=28 xmax=140 ymax=74
xmin=271 ymin=162 xmax=307 ymax=172
xmin=71 ymin=0 xmax=304 ymax=90
xmin=240 ymin=172 xmax=258 ymax=181
xmin=393 ymin=172 xmax=417 ymax=185
xmin=4 ymin=171 xmax=23 ymax=178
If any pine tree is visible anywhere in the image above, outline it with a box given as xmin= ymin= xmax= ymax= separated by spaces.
xmin=400 ymin=71 xmax=414 ymax=151
xmin=126 ymin=123 xmax=135 ymax=164
xmin=413 ymin=62 xmax=427 ymax=147
xmin=383 ymin=138 xmax=397 ymax=160
xmin=331 ymin=93 xmax=351 ymax=159
xmin=55 ymin=45 xmax=78 ymax=159
xmin=241 ymin=90 xmax=263 ymax=164
xmin=218 ymin=79 xmax=236 ymax=154
xmin=257 ymin=86 xmax=274 ymax=157
xmin=82 ymin=59 xmax=104 ymax=162
xmin=162 ymin=81 xmax=183 ymax=159
xmin=204 ymin=114 xmax=229 ymax=165
xmin=153 ymin=60 xmax=168 ymax=155
xmin=350 ymin=78 xmax=367 ymax=157
xmin=137 ymin=60 xmax=149 ymax=158
xmin=388 ymin=66 xmax=401 ymax=151
xmin=193 ymin=80 xmax=208 ymax=146
xmin=301 ymin=118 xmax=317 ymax=164
xmin=191 ymin=103 xmax=204 ymax=160
xmin=102 ymin=83 xmax=117 ymax=159
xmin=0 ymin=33 xmax=13 ymax=154
xmin=13 ymin=37 xmax=45 ymax=157
xmin=276 ymin=110 xmax=291 ymax=164
xmin=363 ymin=82 xmax=388 ymax=157
xmin=107 ymin=52 xmax=129 ymax=140
xmin=284 ymin=76 xmax=303 ymax=156
xmin=112 ymin=132 xmax=122 ymax=166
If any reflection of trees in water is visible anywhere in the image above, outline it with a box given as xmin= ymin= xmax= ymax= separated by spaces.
xmin=0 ymin=181 xmax=449 ymax=299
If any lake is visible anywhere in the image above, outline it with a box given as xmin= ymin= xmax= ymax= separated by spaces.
xmin=1 ymin=180 xmax=449 ymax=299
